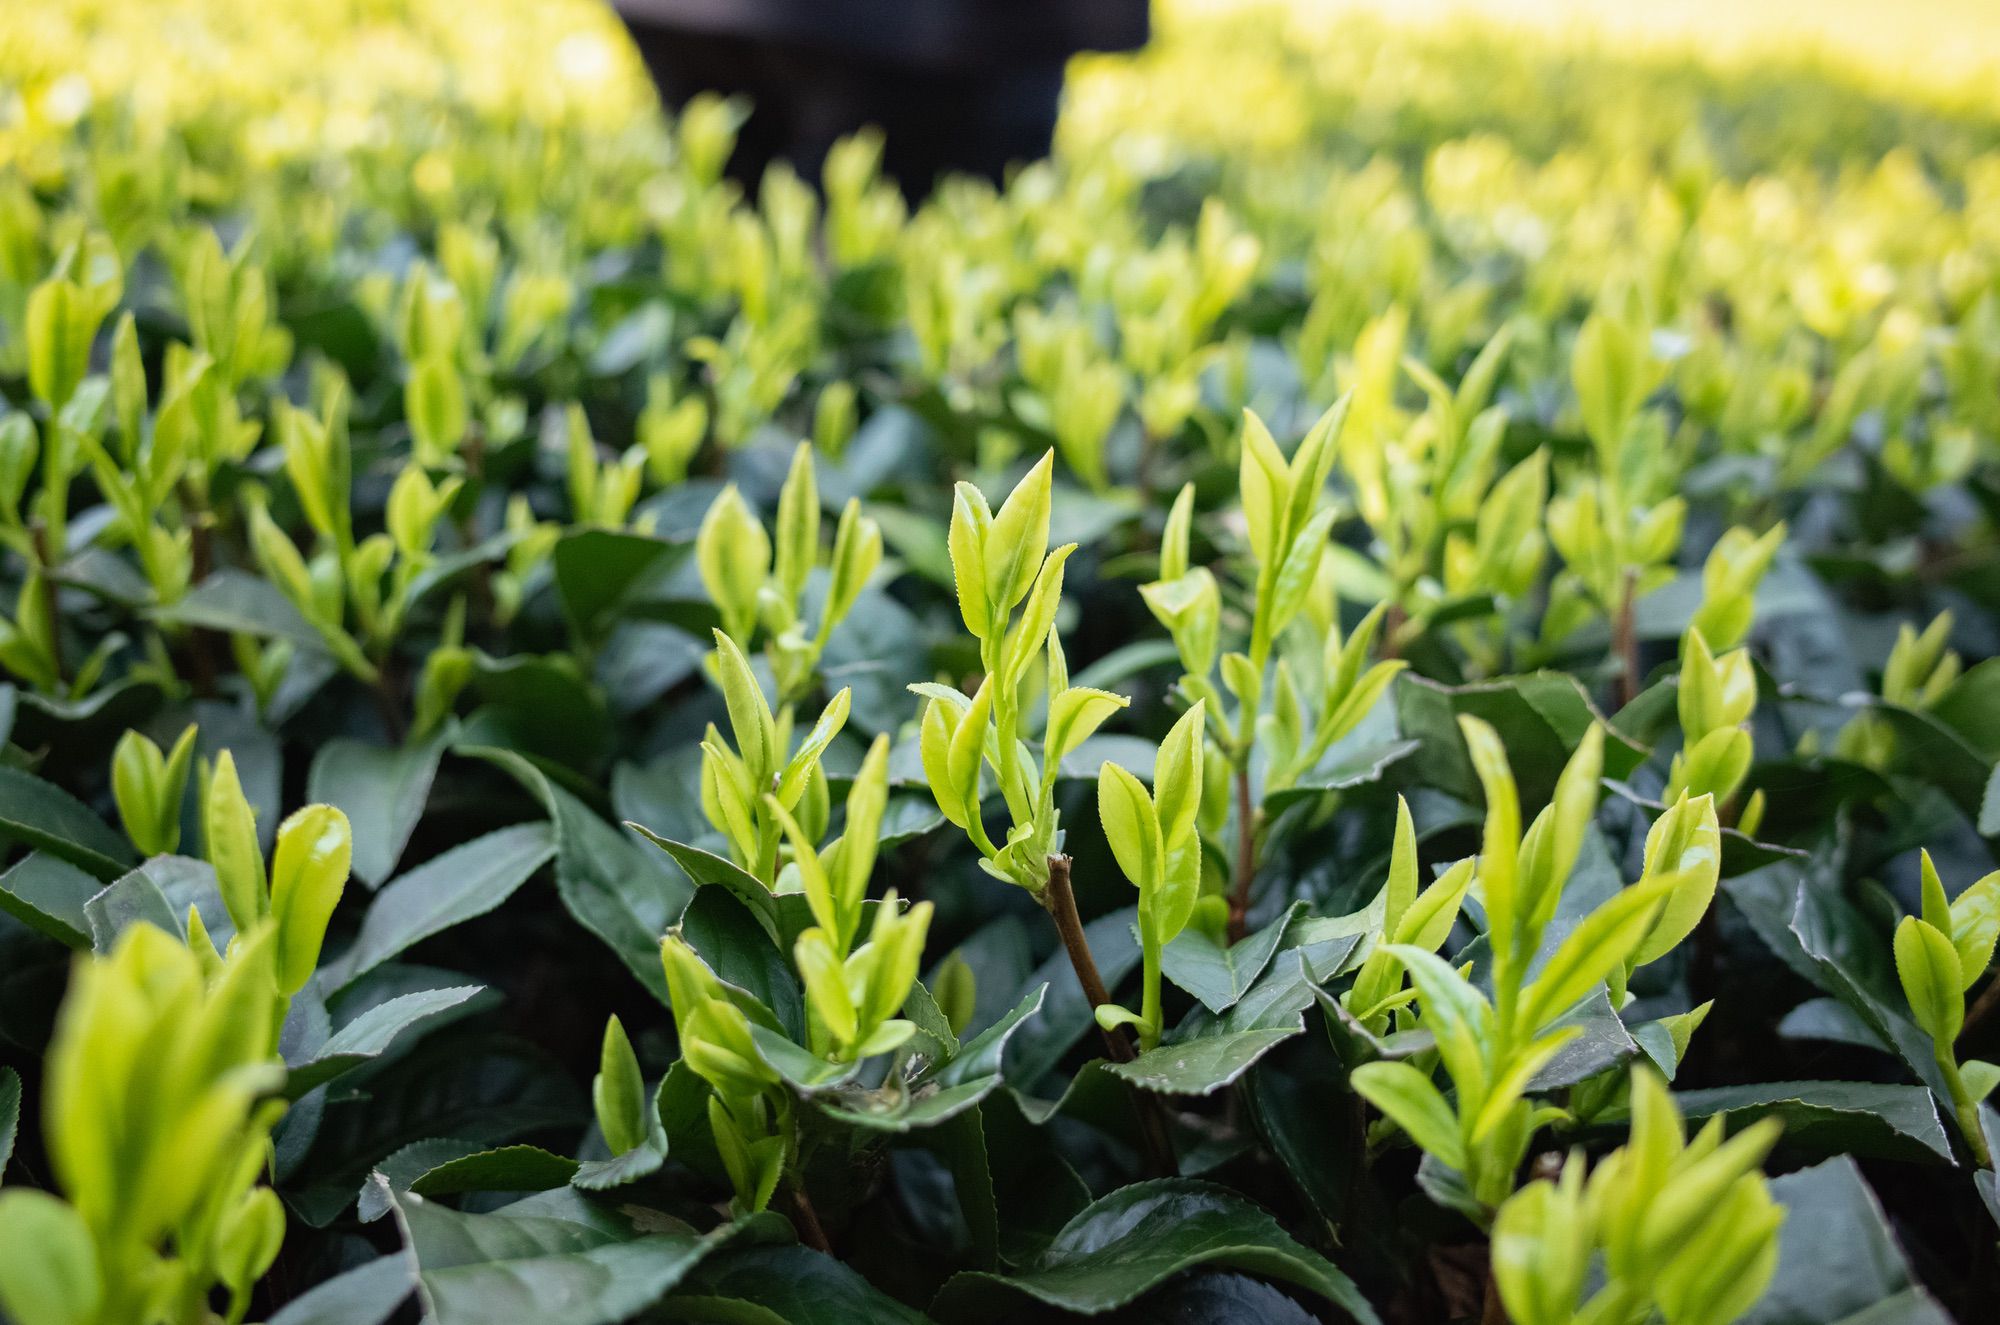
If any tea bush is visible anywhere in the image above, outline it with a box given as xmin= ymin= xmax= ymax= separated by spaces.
xmin=0 ymin=1 xmax=1997 ymax=1321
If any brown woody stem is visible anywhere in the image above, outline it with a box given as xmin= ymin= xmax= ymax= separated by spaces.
xmin=1227 ymin=764 xmax=1259 ymax=943
xmin=1382 ymin=600 xmax=1407 ymax=662
xmin=785 ymin=1180 xmax=831 ymax=1253
xmin=1613 ymin=567 xmax=1639 ymax=709
xmin=1042 ymin=854 xmax=1177 ymax=1177
xmin=1044 ymin=855 xmax=1134 ymax=1065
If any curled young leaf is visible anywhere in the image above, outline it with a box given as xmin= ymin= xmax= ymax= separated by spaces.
xmin=772 ymin=442 xmax=820 ymax=608
xmin=1630 ymin=793 xmax=1721 ymax=970
xmin=1894 ymin=916 xmax=1964 ymax=1045
xmin=1098 ymin=761 xmax=1162 ymax=896
xmin=984 ymin=451 xmax=1054 ymax=617
xmin=593 ymin=1015 xmax=649 ymax=1155
xmin=268 ymin=803 xmax=352 ymax=994
xmin=204 ymin=751 xmax=267 ymax=935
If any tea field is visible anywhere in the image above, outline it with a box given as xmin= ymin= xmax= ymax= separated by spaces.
xmin=1 ymin=1 xmax=1999 ymax=1321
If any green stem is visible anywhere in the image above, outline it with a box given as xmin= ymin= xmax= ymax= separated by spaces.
xmin=753 ymin=817 xmax=782 ymax=887
xmin=980 ymin=631 xmax=1031 ymax=825
xmin=1940 ymin=1046 xmax=1994 ymax=1168
xmin=1139 ymin=940 xmax=1162 ymax=1053
xmin=995 ymin=697 xmax=1027 ymax=820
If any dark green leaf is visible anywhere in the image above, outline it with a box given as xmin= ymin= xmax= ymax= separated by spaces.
xmin=1264 ymin=740 xmax=1420 ymax=812
xmin=672 ymin=1243 xmax=934 ymax=1324
xmin=572 ymin=1124 xmax=669 ymax=1192
xmin=902 ymin=976 xmax=960 ymax=1062
xmin=0 ymin=851 xmax=98 ymax=947
xmin=1162 ymin=903 xmax=1302 ymax=1015
xmin=380 ymin=1182 xmax=787 ymax=1325
xmin=463 ymin=654 xmax=612 ymax=771
xmin=306 ymin=726 xmax=452 ymax=888
xmin=628 ymin=825 xmax=780 ymax=945
xmin=1247 ymin=1038 xmax=1369 ymax=1226
xmin=1108 ymin=1271 xmax=1322 ymax=1324
xmin=408 ymin=1145 xmax=580 ymax=1198
xmin=1981 ymin=762 xmax=2000 ymax=837
xmin=266 ymin=1257 xmax=413 ymax=1325
xmin=1526 ymin=990 xmax=1640 ymax=1091
xmin=357 ymin=1138 xmax=488 ymax=1223
xmin=85 ymin=855 xmax=229 ymax=951
xmin=474 ymin=747 xmax=689 ymax=1004
xmin=1930 ymin=658 xmax=2000 ymax=760
xmin=1865 ymin=699 xmax=1991 ymax=819
xmin=1726 ymin=864 xmax=1953 ymax=1102
xmin=1214 ymin=931 xmax=1367 ymax=1034
xmin=286 ymin=985 xmax=486 ymax=1098
xmin=923 ymin=1107 xmax=999 ymax=1271
xmin=326 ymin=823 xmax=555 ymax=991
xmin=818 ymin=586 xmax=934 ymax=736
xmin=1777 ymin=998 xmax=1890 ymax=1053
xmin=554 ymin=528 xmax=680 ymax=644
xmin=286 ymin=1036 xmax=581 ymax=1229
xmin=0 ymin=766 xmax=134 ymax=881
xmin=682 ymin=887 xmax=802 ymax=1042
xmin=598 ymin=622 xmax=704 ymax=714
xmin=1744 ymin=1157 xmax=1954 ymax=1324
xmin=1669 ymin=1082 xmax=1952 ymax=1164
xmin=153 ymin=569 xmax=321 ymax=651
xmin=0 ymin=1065 xmax=18 ymax=1178
xmin=930 ymin=1179 xmax=1378 ymax=1324
xmin=1107 ymin=1029 xmax=1301 ymax=1096
xmin=1396 ymin=672 xmax=1648 ymax=805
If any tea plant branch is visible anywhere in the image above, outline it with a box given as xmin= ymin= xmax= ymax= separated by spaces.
xmin=785 ymin=1181 xmax=832 ymax=1254
xmin=1381 ymin=600 xmax=1407 ymax=662
xmin=1936 ymin=1044 xmax=1993 ymax=1169
xmin=1894 ymin=856 xmax=2000 ymax=1169
xmin=1613 ymin=565 xmax=1639 ymax=707
xmin=1044 ymin=855 xmax=1178 ymax=1177
xmin=1043 ymin=854 xmax=1135 ymax=1065
xmin=1227 ymin=763 xmax=1258 ymax=941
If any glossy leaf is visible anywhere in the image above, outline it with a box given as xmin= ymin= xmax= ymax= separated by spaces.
xmin=931 ymin=1179 xmax=1378 ymax=1324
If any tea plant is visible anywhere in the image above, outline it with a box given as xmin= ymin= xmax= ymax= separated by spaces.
xmin=0 ymin=0 xmax=1994 ymax=1319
